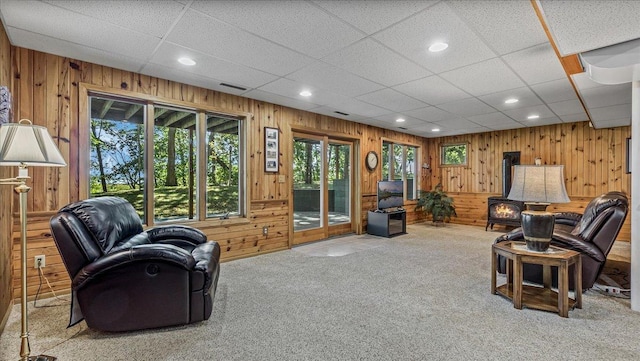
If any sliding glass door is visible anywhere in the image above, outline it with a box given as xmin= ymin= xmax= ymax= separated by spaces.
xmin=292 ymin=133 xmax=353 ymax=244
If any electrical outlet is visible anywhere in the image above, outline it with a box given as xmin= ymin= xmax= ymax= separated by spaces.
xmin=34 ymin=255 xmax=46 ymax=269
xmin=605 ymin=286 xmax=621 ymax=294
xmin=262 ymin=226 xmax=268 ymax=236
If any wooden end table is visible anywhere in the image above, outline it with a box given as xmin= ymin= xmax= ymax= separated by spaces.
xmin=491 ymin=241 xmax=582 ymax=318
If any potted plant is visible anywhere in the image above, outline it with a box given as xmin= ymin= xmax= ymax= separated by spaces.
xmin=415 ymin=183 xmax=457 ymax=225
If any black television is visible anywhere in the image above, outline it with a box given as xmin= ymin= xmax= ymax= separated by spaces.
xmin=377 ymin=180 xmax=404 ymax=210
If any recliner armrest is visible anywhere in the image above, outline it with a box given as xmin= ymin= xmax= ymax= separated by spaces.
xmin=551 ymin=232 xmax=606 ymax=262
xmin=554 ymin=212 xmax=582 ymax=226
xmin=494 ymin=227 xmax=524 ymax=244
xmin=147 ymin=225 xmax=207 ymax=248
xmin=72 ymin=244 xmax=196 ymax=290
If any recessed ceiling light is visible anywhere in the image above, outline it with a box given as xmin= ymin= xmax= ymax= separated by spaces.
xmin=396 ymin=118 xmax=405 ymax=123
xmin=178 ymin=57 xmax=196 ymax=66
xmin=527 ymin=114 xmax=540 ymax=120
xmin=428 ymin=42 xmax=449 ymax=52
xmin=432 ymin=128 xmax=440 ymax=132
xmin=299 ymin=90 xmax=312 ymax=97
xmin=504 ymin=98 xmax=519 ymax=104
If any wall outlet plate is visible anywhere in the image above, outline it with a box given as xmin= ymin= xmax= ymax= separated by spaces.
xmin=34 ymin=255 xmax=46 ymax=268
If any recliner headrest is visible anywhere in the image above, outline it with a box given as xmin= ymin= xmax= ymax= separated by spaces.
xmin=572 ymin=191 xmax=628 ymax=237
xmin=61 ymin=196 xmax=144 ymax=253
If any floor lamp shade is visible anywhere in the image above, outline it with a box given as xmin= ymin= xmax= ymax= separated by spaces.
xmin=0 ymin=120 xmax=66 ymax=167
xmin=0 ymin=119 xmax=65 ymax=361
xmin=507 ymin=165 xmax=570 ymax=251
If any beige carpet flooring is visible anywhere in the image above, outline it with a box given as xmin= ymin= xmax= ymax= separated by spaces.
xmin=1 ymin=224 xmax=638 ymax=360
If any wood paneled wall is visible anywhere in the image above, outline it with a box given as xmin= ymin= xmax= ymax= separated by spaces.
xmin=0 ymin=20 xmax=14 ymax=332
xmin=426 ymin=124 xmax=632 ymax=240
xmin=5 ymin=46 xmax=427 ymax=300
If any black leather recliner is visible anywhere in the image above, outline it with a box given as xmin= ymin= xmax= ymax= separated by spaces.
xmin=50 ymin=196 xmax=220 ymax=332
xmin=494 ymin=191 xmax=628 ymax=290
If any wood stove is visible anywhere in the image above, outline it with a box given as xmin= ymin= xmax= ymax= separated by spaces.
xmin=486 ymin=151 xmax=523 ymax=231
xmin=485 ymin=197 xmax=525 ymax=230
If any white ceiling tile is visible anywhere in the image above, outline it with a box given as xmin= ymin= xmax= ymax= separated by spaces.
xmin=539 ymin=0 xmax=640 ymax=55
xmin=502 ymin=43 xmax=566 ymax=85
xmin=524 ymin=116 xmax=563 ymax=127
xmin=403 ymin=106 xmax=459 ymax=123
xmin=257 ymin=78 xmax=346 ymax=106
xmin=312 ymin=0 xmax=436 ymax=34
xmin=393 ymin=76 xmax=471 ymax=105
xmin=502 ymin=104 xmax=556 ymax=122
xmin=357 ymin=89 xmax=428 ymax=112
xmin=589 ymin=104 xmax=631 ymax=123
xmin=287 ymin=62 xmax=384 ymax=97
xmin=466 ymin=112 xmax=519 ymax=127
xmin=440 ymin=58 xmax=525 ymax=96
xmin=322 ymin=39 xmax=431 ymax=87
xmin=579 ymin=83 xmax=632 ymax=109
xmin=478 ymin=87 xmax=543 ymax=111
xmin=167 ymin=10 xmax=314 ymax=76
xmin=190 ymin=0 xmax=364 ymax=58
xmin=374 ymin=2 xmax=496 ymax=73
xmin=149 ymin=42 xmax=278 ymax=89
xmin=571 ymin=72 xmax=605 ymax=90
xmin=592 ymin=118 xmax=631 ymax=128
xmin=374 ymin=114 xmax=425 ymax=129
xmin=1 ymin=0 xmax=159 ymax=60
xmin=547 ymin=99 xmax=586 ymax=116
xmin=437 ymin=98 xmax=496 ymax=117
xmin=530 ymin=79 xmax=579 ymax=103
xmin=141 ymin=63 xmax=246 ymax=96
xmin=447 ymin=0 xmax=548 ymax=55
xmin=432 ymin=118 xmax=482 ymax=130
xmin=486 ymin=122 xmax=526 ymax=131
xmin=325 ymin=98 xmax=393 ymax=118
xmin=242 ymin=89 xmax=321 ymax=111
xmin=6 ymin=26 xmax=145 ymax=73
xmin=43 ymin=0 xmax=186 ymax=38
xmin=560 ymin=112 xmax=589 ymax=123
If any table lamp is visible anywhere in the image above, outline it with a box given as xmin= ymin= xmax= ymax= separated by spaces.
xmin=0 ymin=119 xmax=66 ymax=361
xmin=507 ymin=163 xmax=570 ymax=252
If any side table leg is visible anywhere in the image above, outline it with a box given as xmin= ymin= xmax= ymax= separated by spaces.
xmin=514 ymin=256 xmax=522 ymax=309
xmin=575 ymin=256 xmax=583 ymax=309
xmin=559 ymin=262 xmax=569 ymax=317
xmin=491 ymin=249 xmax=497 ymax=294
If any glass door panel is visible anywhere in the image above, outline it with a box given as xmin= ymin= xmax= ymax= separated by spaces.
xmin=327 ymin=142 xmax=351 ymax=225
xmin=293 ymin=136 xmax=323 ymax=231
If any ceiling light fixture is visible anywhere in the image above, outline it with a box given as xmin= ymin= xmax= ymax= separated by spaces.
xmin=299 ymin=90 xmax=312 ymax=97
xmin=428 ymin=42 xmax=449 ymax=52
xmin=432 ymin=128 xmax=440 ymax=132
xmin=178 ymin=57 xmax=196 ymax=66
xmin=505 ymin=98 xmax=519 ymax=104
xmin=396 ymin=118 xmax=405 ymax=123
xmin=527 ymin=114 xmax=540 ymax=120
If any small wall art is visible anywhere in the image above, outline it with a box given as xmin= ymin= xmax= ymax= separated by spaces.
xmin=0 ymin=86 xmax=11 ymax=124
xmin=265 ymin=127 xmax=279 ymax=172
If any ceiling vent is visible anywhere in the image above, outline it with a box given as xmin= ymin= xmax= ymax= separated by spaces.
xmin=334 ymin=111 xmax=349 ymax=116
xmin=220 ymin=83 xmax=247 ymax=91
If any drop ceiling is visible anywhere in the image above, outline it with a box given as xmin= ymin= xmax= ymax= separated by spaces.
xmin=0 ymin=0 xmax=638 ymax=137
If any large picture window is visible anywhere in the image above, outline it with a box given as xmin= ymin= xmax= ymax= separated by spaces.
xmin=89 ymin=94 xmax=245 ymax=224
xmin=382 ymin=141 xmax=418 ymax=201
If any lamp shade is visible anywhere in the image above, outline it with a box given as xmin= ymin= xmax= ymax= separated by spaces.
xmin=507 ymin=165 xmax=570 ymax=203
xmin=0 ymin=119 xmax=66 ymax=167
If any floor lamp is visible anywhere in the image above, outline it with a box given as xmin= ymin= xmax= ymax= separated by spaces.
xmin=0 ymin=119 xmax=66 ymax=361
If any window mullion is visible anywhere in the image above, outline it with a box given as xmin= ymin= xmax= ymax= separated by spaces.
xmin=145 ymin=102 xmax=155 ymax=226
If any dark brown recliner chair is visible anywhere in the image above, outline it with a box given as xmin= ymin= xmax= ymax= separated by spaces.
xmin=50 ymin=196 xmax=220 ymax=332
xmin=494 ymin=191 xmax=628 ymax=290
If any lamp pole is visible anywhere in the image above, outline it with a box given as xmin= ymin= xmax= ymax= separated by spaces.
xmin=17 ymin=179 xmax=31 ymax=360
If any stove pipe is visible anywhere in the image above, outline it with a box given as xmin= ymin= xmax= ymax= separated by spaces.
xmin=502 ymin=152 xmax=520 ymax=198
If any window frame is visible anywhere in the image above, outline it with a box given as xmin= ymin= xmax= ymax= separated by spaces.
xmin=440 ymin=142 xmax=469 ymax=167
xmin=381 ymin=139 xmax=419 ymax=202
xmin=80 ymin=84 xmax=250 ymax=227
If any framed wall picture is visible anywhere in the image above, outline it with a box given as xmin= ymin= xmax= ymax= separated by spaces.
xmin=265 ymin=127 xmax=279 ymax=172
xmin=0 ymin=86 xmax=11 ymax=124
xmin=626 ymin=137 xmax=631 ymax=174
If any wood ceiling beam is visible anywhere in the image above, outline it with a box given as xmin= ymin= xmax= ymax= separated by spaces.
xmin=97 ymin=100 xmax=113 ymax=119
